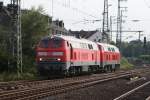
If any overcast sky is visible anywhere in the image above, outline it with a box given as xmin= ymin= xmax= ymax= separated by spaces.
xmin=1 ymin=0 xmax=150 ymax=41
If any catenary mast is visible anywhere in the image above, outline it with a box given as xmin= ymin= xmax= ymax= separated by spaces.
xmin=102 ymin=0 xmax=109 ymax=43
xmin=11 ymin=0 xmax=22 ymax=75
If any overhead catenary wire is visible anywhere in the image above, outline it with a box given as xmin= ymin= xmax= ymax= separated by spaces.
xmin=72 ymin=19 xmax=102 ymax=25
xmin=54 ymin=0 xmax=99 ymax=19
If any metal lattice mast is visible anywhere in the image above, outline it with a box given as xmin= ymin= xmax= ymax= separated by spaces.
xmin=120 ymin=10 xmax=123 ymax=45
xmin=116 ymin=0 xmax=127 ymax=48
xmin=10 ymin=0 xmax=16 ymax=57
xmin=102 ymin=0 xmax=109 ymax=43
xmin=116 ymin=0 xmax=121 ymax=46
xmin=110 ymin=16 xmax=112 ymax=42
xmin=17 ymin=0 xmax=22 ymax=74
xmin=11 ymin=0 xmax=22 ymax=75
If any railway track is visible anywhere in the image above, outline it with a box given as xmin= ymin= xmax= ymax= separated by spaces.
xmin=113 ymin=81 xmax=150 ymax=100
xmin=0 ymin=72 xmax=131 ymax=100
xmin=0 ymin=67 xmax=147 ymax=91
xmin=0 ymin=72 xmax=121 ymax=93
xmin=0 ymin=70 xmax=127 ymax=91
xmin=0 ymin=67 xmax=149 ymax=100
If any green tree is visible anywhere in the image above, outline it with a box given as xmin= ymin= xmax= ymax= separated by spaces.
xmin=21 ymin=7 xmax=51 ymax=74
xmin=22 ymin=7 xmax=50 ymax=56
xmin=0 ymin=6 xmax=51 ymax=74
xmin=121 ymin=40 xmax=143 ymax=57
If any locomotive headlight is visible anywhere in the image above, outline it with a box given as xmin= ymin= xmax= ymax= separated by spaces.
xmin=52 ymin=52 xmax=63 ymax=56
xmin=39 ymin=58 xmax=43 ymax=61
xmin=57 ymin=58 xmax=61 ymax=61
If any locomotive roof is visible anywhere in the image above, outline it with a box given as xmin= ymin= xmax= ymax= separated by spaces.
xmin=42 ymin=35 xmax=119 ymax=52
xmin=97 ymin=43 xmax=120 ymax=53
xmin=52 ymin=35 xmax=99 ymax=50
xmin=53 ymin=35 xmax=94 ymax=43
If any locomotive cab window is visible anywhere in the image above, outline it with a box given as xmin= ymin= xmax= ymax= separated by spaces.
xmin=39 ymin=39 xmax=49 ymax=48
xmin=39 ymin=38 xmax=63 ymax=48
xmin=50 ymin=38 xmax=62 ymax=48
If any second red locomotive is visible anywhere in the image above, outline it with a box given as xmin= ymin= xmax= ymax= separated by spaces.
xmin=36 ymin=35 xmax=120 ymax=76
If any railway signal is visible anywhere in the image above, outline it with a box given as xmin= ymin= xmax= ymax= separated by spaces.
xmin=144 ymin=37 xmax=147 ymax=47
xmin=143 ymin=37 xmax=147 ymax=55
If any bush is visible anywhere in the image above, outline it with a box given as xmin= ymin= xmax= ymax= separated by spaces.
xmin=0 ymin=50 xmax=38 ymax=81
xmin=139 ymin=55 xmax=150 ymax=63
xmin=0 ymin=50 xmax=17 ymax=73
xmin=0 ymin=72 xmax=37 ymax=81
xmin=121 ymin=57 xmax=134 ymax=69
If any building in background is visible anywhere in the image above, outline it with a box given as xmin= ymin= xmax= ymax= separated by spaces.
xmin=51 ymin=20 xmax=68 ymax=35
xmin=69 ymin=30 xmax=103 ymax=42
xmin=87 ymin=31 xmax=103 ymax=42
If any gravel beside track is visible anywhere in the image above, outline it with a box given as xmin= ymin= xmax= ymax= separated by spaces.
xmin=121 ymin=83 xmax=150 ymax=100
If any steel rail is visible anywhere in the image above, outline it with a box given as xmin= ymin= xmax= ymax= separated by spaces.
xmin=146 ymin=96 xmax=150 ymax=100
xmin=113 ymin=81 xmax=150 ymax=100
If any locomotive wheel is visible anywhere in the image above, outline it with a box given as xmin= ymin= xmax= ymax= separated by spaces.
xmin=109 ymin=66 xmax=112 ymax=72
xmin=110 ymin=67 xmax=113 ymax=72
xmin=113 ymin=67 xmax=116 ymax=72
xmin=88 ymin=67 xmax=94 ymax=73
xmin=104 ymin=66 xmax=108 ymax=73
xmin=76 ymin=67 xmax=82 ymax=75
xmin=69 ymin=66 xmax=76 ymax=76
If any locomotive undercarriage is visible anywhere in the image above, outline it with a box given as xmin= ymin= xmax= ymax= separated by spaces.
xmin=37 ymin=62 xmax=120 ymax=77
xmin=37 ymin=62 xmax=67 ymax=76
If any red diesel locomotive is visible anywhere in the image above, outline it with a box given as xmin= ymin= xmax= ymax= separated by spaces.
xmin=36 ymin=35 xmax=120 ymax=76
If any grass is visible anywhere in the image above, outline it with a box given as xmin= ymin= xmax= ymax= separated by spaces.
xmin=0 ymin=72 xmax=37 ymax=82
xmin=0 ymin=63 xmax=38 ymax=82
xmin=120 ymin=57 xmax=134 ymax=70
